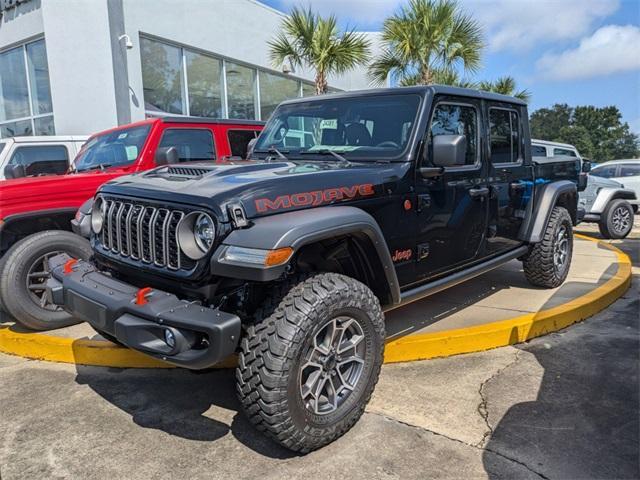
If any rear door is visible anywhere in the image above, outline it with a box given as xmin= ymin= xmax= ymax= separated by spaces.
xmin=485 ymin=103 xmax=533 ymax=255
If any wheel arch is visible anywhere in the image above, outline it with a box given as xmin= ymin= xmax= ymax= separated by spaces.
xmin=0 ymin=208 xmax=77 ymax=255
xmin=590 ymin=188 xmax=637 ymax=214
xmin=519 ymin=181 xmax=577 ymax=243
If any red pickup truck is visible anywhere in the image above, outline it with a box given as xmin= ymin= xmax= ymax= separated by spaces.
xmin=0 ymin=116 xmax=263 ymax=330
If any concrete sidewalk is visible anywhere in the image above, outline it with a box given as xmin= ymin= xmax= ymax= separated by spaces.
xmin=0 ymin=234 xmax=637 ymax=479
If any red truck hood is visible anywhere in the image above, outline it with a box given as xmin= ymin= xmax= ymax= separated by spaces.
xmin=0 ymin=171 xmax=124 ymax=219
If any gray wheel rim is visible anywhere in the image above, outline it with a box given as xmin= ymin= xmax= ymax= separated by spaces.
xmin=611 ymin=206 xmax=631 ymax=234
xmin=299 ymin=316 xmax=366 ymax=416
xmin=25 ymin=251 xmax=64 ymax=312
xmin=553 ymin=225 xmax=569 ymax=272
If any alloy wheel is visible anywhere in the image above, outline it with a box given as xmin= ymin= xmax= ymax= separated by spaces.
xmin=612 ymin=206 xmax=631 ymax=234
xmin=25 ymin=251 xmax=64 ymax=311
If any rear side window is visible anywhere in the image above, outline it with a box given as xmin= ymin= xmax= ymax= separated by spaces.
xmin=159 ymin=128 xmax=215 ymax=162
xmin=428 ymin=103 xmax=478 ymax=167
xmin=9 ymin=145 xmax=69 ymax=176
xmin=553 ymin=148 xmax=577 ymax=157
xmin=228 ymin=129 xmax=260 ymax=158
xmin=489 ymin=108 xmax=520 ymax=164
xmin=591 ymin=165 xmax=618 ymax=178
xmin=531 ymin=145 xmax=547 ymax=157
xmin=619 ymin=164 xmax=640 ymax=177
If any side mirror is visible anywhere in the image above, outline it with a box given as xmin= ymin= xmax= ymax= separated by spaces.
xmin=581 ymin=160 xmax=591 ymax=173
xmin=4 ymin=164 xmax=26 ymax=179
xmin=155 ymin=146 xmax=179 ymax=166
xmin=246 ymin=138 xmax=258 ymax=159
xmin=433 ymin=135 xmax=467 ymax=168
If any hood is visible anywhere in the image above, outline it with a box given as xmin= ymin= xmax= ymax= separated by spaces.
xmin=0 ymin=170 xmax=123 ymax=218
xmin=587 ymin=174 xmax=623 ymax=189
xmin=99 ymin=160 xmax=407 ymax=220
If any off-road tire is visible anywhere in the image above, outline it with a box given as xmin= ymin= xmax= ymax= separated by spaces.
xmin=523 ymin=206 xmax=573 ymax=288
xmin=0 ymin=230 xmax=92 ymax=331
xmin=598 ymin=199 xmax=634 ymax=239
xmin=236 ymin=273 xmax=385 ymax=452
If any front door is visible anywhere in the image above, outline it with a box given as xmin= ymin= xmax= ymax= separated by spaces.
xmin=413 ymin=97 xmax=489 ymax=284
xmin=485 ymin=103 xmax=533 ymax=255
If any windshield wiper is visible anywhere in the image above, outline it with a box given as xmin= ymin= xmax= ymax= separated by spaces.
xmin=254 ymin=147 xmax=289 ymax=161
xmin=300 ymin=149 xmax=351 ymax=167
xmin=78 ymin=163 xmax=112 ymax=172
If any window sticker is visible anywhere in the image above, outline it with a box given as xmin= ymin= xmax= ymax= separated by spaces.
xmin=117 ymin=133 xmax=128 ymax=140
xmin=320 ymin=119 xmax=338 ymax=130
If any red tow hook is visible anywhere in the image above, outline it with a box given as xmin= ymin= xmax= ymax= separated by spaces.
xmin=135 ymin=287 xmax=153 ymax=306
xmin=63 ymin=258 xmax=78 ymax=275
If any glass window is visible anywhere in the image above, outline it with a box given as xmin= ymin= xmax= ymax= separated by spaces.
xmin=34 ymin=116 xmax=55 ymax=136
xmin=0 ymin=142 xmax=5 ymax=154
xmin=226 ymin=62 xmax=256 ymax=120
xmin=259 ymin=71 xmax=300 ymax=120
xmin=159 ymin=128 xmax=215 ymax=162
xmin=591 ymin=165 xmax=618 ymax=179
xmin=489 ymin=108 xmax=520 ymax=164
xmin=0 ymin=119 xmax=32 ymax=137
xmin=228 ymin=129 xmax=260 ymax=158
xmin=140 ymin=37 xmax=184 ymax=114
xmin=619 ymin=164 xmax=640 ymax=177
xmin=9 ymin=145 xmax=69 ymax=176
xmin=428 ymin=103 xmax=478 ymax=166
xmin=186 ymin=51 xmax=222 ymax=118
xmin=74 ymin=125 xmax=151 ymax=172
xmin=0 ymin=46 xmax=30 ymax=122
xmin=26 ymin=40 xmax=53 ymax=115
xmin=553 ymin=147 xmax=576 ymax=157
xmin=255 ymin=94 xmax=422 ymax=159
xmin=302 ymin=83 xmax=316 ymax=97
xmin=531 ymin=145 xmax=547 ymax=157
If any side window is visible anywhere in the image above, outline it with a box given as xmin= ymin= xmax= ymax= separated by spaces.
xmin=531 ymin=145 xmax=548 ymax=157
xmin=591 ymin=165 xmax=618 ymax=179
xmin=159 ymin=129 xmax=215 ymax=162
xmin=619 ymin=164 xmax=640 ymax=177
xmin=227 ymin=129 xmax=260 ymax=158
xmin=489 ymin=108 xmax=520 ymax=164
xmin=553 ymin=148 xmax=577 ymax=157
xmin=428 ymin=103 xmax=478 ymax=167
xmin=9 ymin=145 xmax=69 ymax=176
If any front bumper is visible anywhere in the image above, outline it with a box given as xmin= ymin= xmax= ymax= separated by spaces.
xmin=46 ymin=254 xmax=241 ymax=369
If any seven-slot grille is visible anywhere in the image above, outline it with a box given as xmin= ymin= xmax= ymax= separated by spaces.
xmin=99 ymin=198 xmax=187 ymax=270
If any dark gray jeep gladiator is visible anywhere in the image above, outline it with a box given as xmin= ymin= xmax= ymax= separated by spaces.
xmin=47 ymin=86 xmax=586 ymax=452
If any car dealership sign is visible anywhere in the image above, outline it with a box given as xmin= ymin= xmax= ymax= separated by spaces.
xmin=0 ymin=0 xmax=30 ymax=13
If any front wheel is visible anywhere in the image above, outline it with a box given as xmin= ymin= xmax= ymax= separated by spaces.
xmin=523 ymin=206 xmax=573 ymax=288
xmin=0 ymin=230 xmax=92 ymax=331
xmin=236 ymin=273 xmax=385 ymax=452
xmin=598 ymin=199 xmax=634 ymax=239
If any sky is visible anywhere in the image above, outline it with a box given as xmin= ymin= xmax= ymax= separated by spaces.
xmin=261 ymin=0 xmax=640 ymax=133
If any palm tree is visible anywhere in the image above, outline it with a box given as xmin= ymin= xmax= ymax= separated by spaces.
xmin=478 ymin=76 xmax=531 ymax=102
xmin=369 ymin=0 xmax=483 ymax=86
xmin=269 ymin=8 xmax=371 ymax=95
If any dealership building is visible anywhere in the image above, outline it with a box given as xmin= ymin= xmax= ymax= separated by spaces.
xmin=0 ymin=0 xmax=380 ymax=139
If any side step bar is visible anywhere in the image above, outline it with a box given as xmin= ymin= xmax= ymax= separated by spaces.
xmin=385 ymin=245 xmax=529 ymax=312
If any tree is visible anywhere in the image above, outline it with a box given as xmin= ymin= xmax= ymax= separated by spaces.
xmin=369 ymin=0 xmax=483 ymax=86
xmin=269 ymin=8 xmax=371 ymax=94
xmin=478 ymin=77 xmax=531 ymax=102
xmin=530 ymin=104 xmax=639 ymax=162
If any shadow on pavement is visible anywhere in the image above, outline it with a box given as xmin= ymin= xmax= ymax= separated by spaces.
xmin=482 ymin=236 xmax=640 ymax=479
xmin=74 ymin=365 xmax=298 ymax=460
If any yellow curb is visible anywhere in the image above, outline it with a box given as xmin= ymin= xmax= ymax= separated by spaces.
xmin=0 ymin=235 xmax=631 ymax=369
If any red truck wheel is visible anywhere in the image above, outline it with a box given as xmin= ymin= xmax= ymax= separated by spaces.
xmin=0 ymin=231 xmax=92 ymax=331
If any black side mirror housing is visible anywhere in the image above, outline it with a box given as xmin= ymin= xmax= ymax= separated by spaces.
xmin=4 ymin=164 xmax=26 ymax=179
xmin=433 ymin=135 xmax=467 ymax=168
xmin=581 ymin=160 xmax=591 ymax=173
xmin=155 ymin=146 xmax=179 ymax=166
xmin=246 ymin=138 xmax=258 ymax=159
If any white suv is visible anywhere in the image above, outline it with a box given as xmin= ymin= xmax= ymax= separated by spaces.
xmin=0 ymin=136 xmax=88 ymax=180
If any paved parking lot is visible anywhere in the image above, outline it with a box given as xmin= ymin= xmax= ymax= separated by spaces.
xmin=0 ymin=231 xmax=638 ymax=479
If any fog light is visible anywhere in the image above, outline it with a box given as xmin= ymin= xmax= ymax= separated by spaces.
xmin=164 ymin=329 xmax=176 ymax=349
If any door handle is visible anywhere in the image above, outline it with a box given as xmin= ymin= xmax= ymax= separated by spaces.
xmin=469 ymin=187 xmax=489 ymax=199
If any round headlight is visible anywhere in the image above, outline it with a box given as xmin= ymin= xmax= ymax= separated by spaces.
xmin=194 ymin=213 xmax=215 ymax=252
xmin=91 ymin=197 xmax=105 ymax=234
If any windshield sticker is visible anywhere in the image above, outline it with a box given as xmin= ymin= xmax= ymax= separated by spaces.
xmin=255 ymin=184 xmax=375 ymax=213
xmin=117 ymin=133 xmax=128 ymax=140
xmin=320 ymin=119 xmax=338 ymax=130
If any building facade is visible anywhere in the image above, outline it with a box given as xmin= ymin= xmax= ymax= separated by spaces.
xmin=0 ymin=0 xmax=380 ymax=139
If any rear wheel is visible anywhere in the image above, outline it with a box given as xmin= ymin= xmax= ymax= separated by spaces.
xmin=523 ymin=206 xmax=573 ymax=288
xmin=0 ymin=230 xmax=92 ymax=331
xmin=598 ymin=199 xmax=633 ymax=239
xmin=236 ymin=273 xmax=385 ymax=452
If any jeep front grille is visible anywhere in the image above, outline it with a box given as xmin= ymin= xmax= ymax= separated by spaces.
xmin=100 ymin=199 xmax=188 ymax=270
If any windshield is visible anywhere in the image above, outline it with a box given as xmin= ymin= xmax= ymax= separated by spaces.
xmin=253 ymin=94 xmax=422 ymax=160
xmin=0 ymin=142 xmax=5 ymax=156
xmin=73 ymin=125 xmax=151 ymax=172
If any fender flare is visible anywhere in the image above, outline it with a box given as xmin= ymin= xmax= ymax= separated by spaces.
xmin=519 ymin=180 xmax=577 ymax=243
xmin=211 ymin=206 xmax=401 ymax=304
xmin=589 ymin=188 xmax=637 ymax=214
